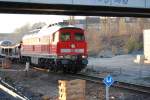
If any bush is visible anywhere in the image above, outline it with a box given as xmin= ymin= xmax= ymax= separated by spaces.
xmin=124 ymin=36 xmax=143 ymax=53
xmin=112 ymin=46 xmax=117 ymax=55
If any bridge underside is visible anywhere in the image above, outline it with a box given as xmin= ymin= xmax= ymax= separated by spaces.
xmin=0 ymin=1 xmax=150 ymax=17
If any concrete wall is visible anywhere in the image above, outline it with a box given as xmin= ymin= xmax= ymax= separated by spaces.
xmin=144 ymin=29 xmax=150 ymax=61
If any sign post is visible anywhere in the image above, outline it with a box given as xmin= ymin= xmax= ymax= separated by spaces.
xmin=103 ymin=75 xmax=114 ymax=100
xmin=106 ymin=86 xmax=109 ymax=100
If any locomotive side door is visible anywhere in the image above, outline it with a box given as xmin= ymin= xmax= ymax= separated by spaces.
xmin=51 ymin=31 xmax=59 ymax=55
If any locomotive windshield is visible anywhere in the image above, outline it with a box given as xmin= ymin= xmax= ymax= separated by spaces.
xmin=60 ymin=33 xmax=71 ymax=41
xmin=75 ymin=33 xmax=85 ymax=41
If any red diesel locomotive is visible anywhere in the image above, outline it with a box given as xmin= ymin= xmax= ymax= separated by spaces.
xmin=21 ymin=22 xmax=88 ymax=73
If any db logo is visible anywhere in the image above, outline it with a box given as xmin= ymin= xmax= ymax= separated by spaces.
xmin=71 ymin=44 xmax=75 ymax=48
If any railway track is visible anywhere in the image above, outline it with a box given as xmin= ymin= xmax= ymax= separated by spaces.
xmin=70 ymin=73 xmax=150 ymax=94
xmin=0 ymin=78 xmax=29 ymax=100
xmin=32 ymin=66 xmax=150 ymax=94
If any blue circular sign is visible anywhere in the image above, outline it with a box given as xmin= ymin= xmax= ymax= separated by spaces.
xmin=103 ymin=75 xmax=114 ymax=87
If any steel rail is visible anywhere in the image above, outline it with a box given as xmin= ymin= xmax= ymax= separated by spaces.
xmin=30 ymin=66 xmax=150 ymax=94
xmin=70 ymin=73 xmax=150 ymax=94
xmin=0 ymin=78 xmax=29 ymax=100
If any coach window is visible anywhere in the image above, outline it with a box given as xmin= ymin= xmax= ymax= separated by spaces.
xmin=75 ymin=33 xmax=85 ymax=41
xmin=61 ymin=33 xmax=70 ymax=41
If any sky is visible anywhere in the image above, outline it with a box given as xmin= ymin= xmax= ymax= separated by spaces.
xmin=0 ymin=14 xmax=84 ymax=33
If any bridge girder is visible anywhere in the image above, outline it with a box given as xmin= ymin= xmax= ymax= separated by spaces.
xmin=0 ymin=1 xmax=150 ymax=17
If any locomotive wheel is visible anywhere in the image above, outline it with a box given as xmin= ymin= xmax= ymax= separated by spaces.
xmin=68 ymin=65 xmax=72 ymax=73
xmin=53 ymin=64 xmax=58 ymax=72
xmin=63 ymin=65 xmax=67 ymax=73
xmin=63 ymin=65 xmax=70 ymax=73
xmin=71 ymin=65 xmax=78 ymax=74
xmin=49 ymin=66 xmax=54 ymax=72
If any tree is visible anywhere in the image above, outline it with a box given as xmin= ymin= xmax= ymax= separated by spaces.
xmin=13 ymin=22 xmax=46 ymax=43
xmin=14 ymin=23 xmax=31 ymax=35
xmin=13 ymin=22 xmax=46 ymax=35
xmin=31 ymin=22 xmax=46 ymax=30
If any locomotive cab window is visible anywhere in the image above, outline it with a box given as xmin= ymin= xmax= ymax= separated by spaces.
xmin=60 ymin=33 xmax=71 ymax=41
xmin=75 ymin=33 xmax=85 ymax=41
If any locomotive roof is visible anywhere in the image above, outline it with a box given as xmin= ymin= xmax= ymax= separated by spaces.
xmin=23 ymin=24 xmax=83 ymax=40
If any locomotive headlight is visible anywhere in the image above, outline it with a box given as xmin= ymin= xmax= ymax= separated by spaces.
xmin=58 ymin=55 xmax=64 ymax=58
xmin=82 ymin=55 xmax=87 ymax=59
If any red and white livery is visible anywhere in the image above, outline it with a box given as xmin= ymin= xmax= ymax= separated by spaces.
xmin=21 ymin=22 xmax=88 ymax=73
